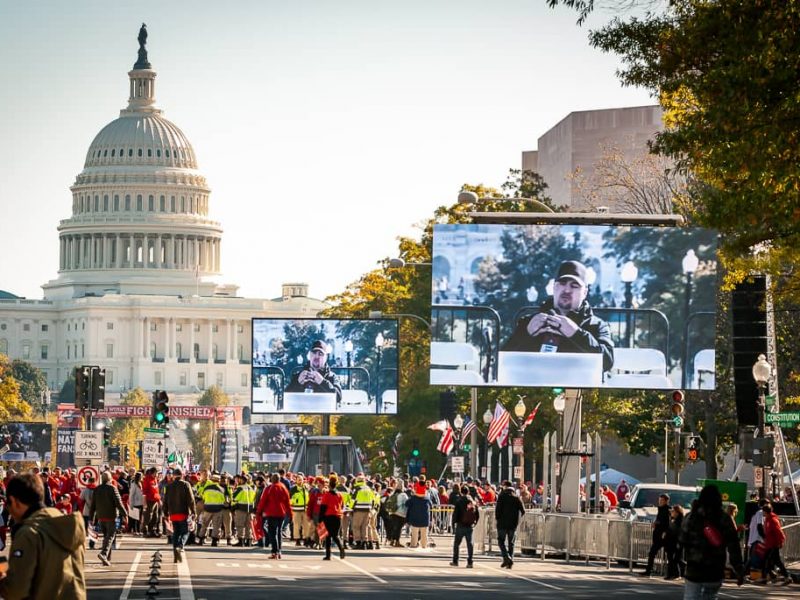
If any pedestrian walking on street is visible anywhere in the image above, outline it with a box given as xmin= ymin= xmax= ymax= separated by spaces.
xmin=256 ymin=473 xmax=291 ymax=559
xmin=89 ymin=471 xmax=127 ymax=567
xmin=0 ymin=473 xmax=87 ymax=600
xmin=450 ymin=485 xmax=478 ymax=568
xmin=641 ymin=494 xmax=670 ymax=577
xmin=319 ymin=475 xmax=346 ymax=560
xmin=405 ymin=487 xmax=432 ymax=549
xmin=163 ymin=467 xmax=197 ymax=563
xmin=494 ymin=480 xmax=525 ymax=569
xmin=665 ymin=505 xmax=685 ymax=579
xmin=679 ymin=484 xmax=744 ymax=599
xmin=761 ymin=504 xmax=790 ymax=585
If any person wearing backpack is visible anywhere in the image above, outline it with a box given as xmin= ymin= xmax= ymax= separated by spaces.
xmin=679 ymin=484 xmax=744 ymax=599
xmin=761 ymin=504 xmax=790 ymax=585
xmin=494 ymin=480 xmax=525 ymax=569
xmin=450 ymin=485 xmax=478 ymax=568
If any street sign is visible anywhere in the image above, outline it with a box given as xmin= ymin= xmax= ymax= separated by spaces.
xmin=76 ymin=465 xmax=100 ymax=489
xmin=512 ymin=437 xmax=524 ymax=455
xmin=765 ymin=394 xmax=776 ymax=407
xmin=74 ymin=431 xmax=103 ymax=462
xmin=451 ymin=456 xmax=465 ymax=473
xmin=754 ymin=467 xmax=763 ymax=487
xmin=142 ymin=438 xmax=166 ymax=468
xmin=144 ymin=427 xmax=166 ymax=439
xmin=765 ymin=412 xmax=800 ymax=426
xmin=513 ymin=466 xmax=522 ymax=480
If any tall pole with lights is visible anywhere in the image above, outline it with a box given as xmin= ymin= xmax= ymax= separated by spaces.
xmin=483 ymin=408 xmax=493 ymax=483
xmin=514 ymin=397 xmax=526 ymax=483
xmin=620 ymin=261 xmax=638 ymax=348
xmin=681 ymin=249 xmax=699 ymax=388
xmin=752 ymin=353 xmax=771 ymax=500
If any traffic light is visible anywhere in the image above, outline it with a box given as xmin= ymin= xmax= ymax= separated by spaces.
xmin=102 ymin=425 xmax=110 ymax=447
xmin=108 ymin=446 xmax=120 ymax=463
xmin=687 ymin=437 xmax=699 ymax=462
xmin=154 ymin=390 xmax=170 ymax=427
xmin=123 ymin=446 xmax=130 ymax=463
xmin=74 ymin=366 xmax=90 ymax=409
xmin=90 ymin=367 xmax=105 ymax=410
xmin=411 ymin=439 xmax=420 ymax=458
xmin=670 ymin=390 xmax=685 ymax=429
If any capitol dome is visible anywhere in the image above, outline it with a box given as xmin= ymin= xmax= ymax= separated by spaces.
xmin=43 ymin=26 xmax=231 ymax=300
xmin=84 ymin=114 xmax=198 ymax=170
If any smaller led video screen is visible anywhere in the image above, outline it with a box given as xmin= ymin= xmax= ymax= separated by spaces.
xmin=247 ymin=423 xmax=313 ymax=465
xmin=252 ymin=318 xmax=398 ymax=415
xmin=430 ymin=223 xmax=718 ymax=390
xmin=0 ymin=423 xmax=53 ymax=462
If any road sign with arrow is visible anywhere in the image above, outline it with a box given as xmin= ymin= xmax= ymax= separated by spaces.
xmin=142 ymin=438 xmax=166 ymax=468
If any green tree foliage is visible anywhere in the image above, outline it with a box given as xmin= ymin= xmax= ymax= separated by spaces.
xmin=10 ymin=359 xmax=48 ymax=408
xmin=60 ymin=374 xmax=75 ymax=408
xmin=186 ymin=385 xmax=229 ymax=468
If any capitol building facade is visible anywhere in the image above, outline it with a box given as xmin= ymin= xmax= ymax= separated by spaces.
xmin=0 ymin=31 xmax=325 ymax=399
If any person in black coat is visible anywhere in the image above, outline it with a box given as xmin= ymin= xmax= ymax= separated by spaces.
xmin=665 ymin=504 xmax=685 ymax=579
xmin=494 ymin=481 xmax=525 ymax=569
xmin=641 ymin=493 xmax=671 ymax=576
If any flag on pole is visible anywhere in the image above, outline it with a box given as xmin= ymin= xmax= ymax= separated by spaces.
xmin=520 ymin=402 xmax=542 ymax=432
xmin=486 ymin=403 xmax=511 ymax=444
xmin=496 ymin=422 xmax=510 ymax=448
xmin=427 ymin=419 xmax=449 ymax=432
xmin=460 ymin=417 xmax=477 ymax=448
xmin=437 ymin=426 xmax=455 ymax=455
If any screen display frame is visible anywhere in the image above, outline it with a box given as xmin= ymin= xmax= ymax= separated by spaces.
xmin=429 ymin=223 xmax=718 ymax=390
xmin=250 ymin=317 xmax=399 ymax=415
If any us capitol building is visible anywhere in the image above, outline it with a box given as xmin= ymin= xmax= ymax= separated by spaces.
xmin=0 ymin=27 xmax=325 ymax=399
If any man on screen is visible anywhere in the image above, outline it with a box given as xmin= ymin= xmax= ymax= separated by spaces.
xmin=502 ymin=260 xmax=614 ymax=371
xmin=285 ymin=340 xmax=343 ymax=408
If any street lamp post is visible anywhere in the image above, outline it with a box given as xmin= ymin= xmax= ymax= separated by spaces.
xmin=514 ymin=397 xmax=526 ymax=483
xmin=374 ymin=333 xmax=384 ymax=404
xmin=620 ymin=261 xmax=639 ymax=348
xmin=453 ymin=413 xmax=464 ymax=482
xmin=681 ymin=249 xmax=699 ymax=389
xmin=483 ymin=408 xmax=493 ymax=483
xmin=553 ymin=393 xmax=566 ymax=503
xmin=344 ymin=339 xmax=353 ymax=389
xmin=752 ymin=353 xmax=772 ymax=500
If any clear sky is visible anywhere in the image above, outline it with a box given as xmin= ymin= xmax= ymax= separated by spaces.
xmin=0 ymin=1 xmax=653 ymax=302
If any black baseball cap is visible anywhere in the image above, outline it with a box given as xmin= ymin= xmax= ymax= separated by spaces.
xmin=556 ymin=260 xmax=587 ymax=285
xmin=311 ymin=340 xmax=329 ymax=354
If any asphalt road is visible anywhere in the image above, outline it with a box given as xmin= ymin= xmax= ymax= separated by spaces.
xmin=86 ymin=535 xmax=797 ymax=600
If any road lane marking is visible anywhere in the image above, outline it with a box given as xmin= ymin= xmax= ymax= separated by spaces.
xmin=340 ymin=559 xmax=388 ymax=584
xmin=119 ymin=551 xmax=142 ymax=600
xmin=178 ymin=552 xmax=195 ymax=600
xmin=481 ymin=564 xmax=563 ymax=591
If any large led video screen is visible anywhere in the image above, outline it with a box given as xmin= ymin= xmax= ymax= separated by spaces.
xmin=0 ymin=423 xmax=53 ymax=462
xmin=252 ymin=318 xmax=398 ymax=415
xmin=430 ymin=223 xmax=718 ymax=390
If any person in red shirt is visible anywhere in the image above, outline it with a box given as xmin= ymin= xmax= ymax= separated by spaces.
xmin=762 ymin=504 xmax=789 ymax=583
xmin=142 ymin=467 xmax=162 ymax=537
xmin=602 ymin=485 xmax=618 ymax=509
xmin=55 ymin=493 xmax=73 ymax=515
xmin=319 ymin=475 xmax=346 ymax=560
xmin=256 ymin=474 xmax=291 ymax=559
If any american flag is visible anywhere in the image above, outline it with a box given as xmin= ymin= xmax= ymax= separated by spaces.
xmin=486 ymin=402 xmax=511 ymax=444
xmin=520 ymin=402 xmax=542 ymax=431
xmin=436 ymin=426 xmax=455 ymax=455
xmin=459 ymin=417 xmax=477 ymax=448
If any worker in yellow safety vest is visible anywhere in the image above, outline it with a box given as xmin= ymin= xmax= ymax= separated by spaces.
xmin=351 ymin=477 xmax=374 ymax=549
xmin=290 ymin=477 xmax=310 ymax=546
xmin=231 ymin=474 xmax=256 ymax=546
xmin=198 ymin=472 xmax=226 ymax=546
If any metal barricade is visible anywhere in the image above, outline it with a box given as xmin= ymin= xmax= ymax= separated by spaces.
xmin=781 ymin=519 xmax=800 ymax=564
xmin=542 ymin=513 xmax=571 ymax=559
xmin=473 ymin=507 xmax=489 ymax=553
xmin=429 ymin=505 xmax=454 ymax=536
xmin=517 ymin=511 xmax=544 ymax=554
xmin=568 ymin=515 xmax=611 ymax=564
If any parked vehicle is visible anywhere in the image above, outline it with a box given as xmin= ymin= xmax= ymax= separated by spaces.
xmin=617 ymin=483 xmax=700 ymax=522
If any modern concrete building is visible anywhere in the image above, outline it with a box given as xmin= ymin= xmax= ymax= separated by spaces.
xmin=522 ymin=105 xmax=664 ymax=210
xmin=0 ymin=29 xmax=326 ymax=399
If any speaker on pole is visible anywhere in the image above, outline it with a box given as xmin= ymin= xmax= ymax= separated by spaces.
xmin=731 ymin=276 xmax=768 ymax=427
